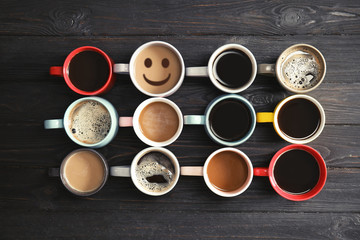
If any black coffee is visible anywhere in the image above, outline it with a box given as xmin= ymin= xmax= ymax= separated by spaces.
xmin=209 ymin=99 xmax=252 ymax=142
xmin=274 ymin=149 xmax=320 ymax=194
xmin=278 ymin=98 xmax=321 ymax=139
xmin=215 ymin=50 xmax=253 ymax=88
xmin=68 ymin=50 xmax=110 ymax=92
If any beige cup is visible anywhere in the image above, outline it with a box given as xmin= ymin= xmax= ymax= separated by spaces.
xmin=258 ymin=44 xmax=326 ymax=93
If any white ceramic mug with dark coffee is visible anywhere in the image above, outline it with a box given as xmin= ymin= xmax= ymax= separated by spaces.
xmin=44 ymin=97 xmax=119 ymax=148
xmin=114 ymin=41 xmax=185 ymax=97
xmin=49 ymin=149 xmax=109 ymax=196
xmin=186 ymin=44 xmax=257 ymax=93
xmin=110 ymin=147 xmax=180 ymax=196
xmin=119 ymin=97 xmax=183 ymax=147
xmin=258 ymin=44 xmax=326 ymax=93
xmin=184 ymin=94 xmax=256 ymax=146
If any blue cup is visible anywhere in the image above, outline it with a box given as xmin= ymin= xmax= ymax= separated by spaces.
xmin=184 ymin=94 xmax=256 ymax=146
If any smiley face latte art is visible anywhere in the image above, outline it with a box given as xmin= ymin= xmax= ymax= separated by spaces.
xmin=134 ymin=44 xmax=182 ymax=94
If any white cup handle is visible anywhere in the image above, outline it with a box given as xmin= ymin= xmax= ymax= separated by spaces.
xmin=185 ymin=66 xmax=208 ymax=77
xmin=110 ymin=166 xmax=131 ymax=177
xmin=113 ymin=63 xmax=129 ymax=74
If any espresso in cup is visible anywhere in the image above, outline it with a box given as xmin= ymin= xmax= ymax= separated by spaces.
xmin=184 ymin=94 xmax=256 ymax=146
xmin=69 ymin=100 xmax=111 ymax=144
xmin=135 ymin=151 xmax=176 ymax=193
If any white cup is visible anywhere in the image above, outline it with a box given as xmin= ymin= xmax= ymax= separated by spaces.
xmin=119 ymin=97 xmax=183 ymax=147
xmin=186 ymin=44 xmax=257 ymax=93
xmin=114 ymin=41 xmax=185 ymax=97
xmin=110 ymin=147 xmax=180 ymax=196
xmin=181 ymin=148 xmax=253 ymax=197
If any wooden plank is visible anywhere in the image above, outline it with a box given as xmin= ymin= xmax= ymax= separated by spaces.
xmin=1 ymin=210 xmax=359 ymax=239
xmin=0 ymin=35 xmax=358 ymax=84
xmin=0 ymin=0 xmax=359 ymax=36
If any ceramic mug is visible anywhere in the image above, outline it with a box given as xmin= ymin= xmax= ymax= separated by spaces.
xmin=184 ymin=94 xmax=256 ymax=146
xmin=256 ymin=94 xmax=325 ymax=144
xmin=114 ymin=41 xmax=185 ymax=97
xmin=110 ymin=147 xmax=180 ymax=196
xmin=254 ymin=144 xmax=327 ymax=201
xmin=258 ymin=43 xmax=326 ymax=93
xmin=50 ymin=46 xmax=115 ymax=95
xmin=181 ymin=148 xmax=253 ymax=197
xmin=44 ymin=97 xmax=119 ymax=148
xmin=49 ymin=149 xmax=109 ymax=196
xmin=186 ymin=44 xmax=257 ymax=93
xmin=119 ymin=97 xmax=183 ymax=147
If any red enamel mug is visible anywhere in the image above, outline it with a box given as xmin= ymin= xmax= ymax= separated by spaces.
xmin=50 ymin=46 xmax=115 ymax=95
xmin=254 ymin=144 xmax=327 ymax=201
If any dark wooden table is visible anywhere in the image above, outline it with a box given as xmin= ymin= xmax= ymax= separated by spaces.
xmin=1 ymin=1 xmax=360 ymax=239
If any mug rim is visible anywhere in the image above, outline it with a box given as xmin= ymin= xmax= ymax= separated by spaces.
xmin=63 ymin=46 xmax=114 ymax=96
xmin=203 ymin=147 xmax=254 ymax=197
xmin=272 ymin=94 xmax=325 ymax=144
xmin=207 ymin=44 xmax=257 ymax=93
xmin=63 ymin=97 xmax=119 ymax=148
xmin=132 ymin=97 xmax=184 ymax=147
xmin=129 ymin=41 xmax=185 ymax=97
xmin=130 ymin=147 xmax=180 ymax=196
xmin=275 ymin=43 xmax=327 ymax=93
xmin=268 ymin=144 xmax=327 ymax=201
xmin=204 ymin=94 xmax=256 ymax=146
xmin=60 ymin=148 xmax=109 ymax=196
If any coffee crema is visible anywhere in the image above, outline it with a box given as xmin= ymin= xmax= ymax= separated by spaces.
xmin=278 ymin=98 xmax=321 ymax=139
xmin=214 ymin=50 xmax=253 ymax=89
xmin=139 ymin=101 xmax=179 ymax=142
xmin=280 ymin=47 xmax=324 ymax=91
xmin=69 ymin=100 xmax=111 ymax=144
xmin=207 ymin=151 xmax=248 ymax=192
xmin=274 ymin=149 xmax=320 ymax=194
xmin=209 ymin=99 xmax=252 ymax=142
xmin=68 ymin=50 xmax=110 ymax=92
xmin=135 ymin=151 xmax=176 ymax=193
xmin=64 ymin=150 xmax=105 ymax=193
xmin=134 ymin=45 xmax=182 ymax=94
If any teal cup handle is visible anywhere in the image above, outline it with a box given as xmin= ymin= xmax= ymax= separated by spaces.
xmin=184 ymin=115 xmax=206 ymax=125
xmin=44 ymin=119 xmax=64 ymax=129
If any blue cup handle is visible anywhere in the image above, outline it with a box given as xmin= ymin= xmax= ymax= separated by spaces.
xmin=44 ymin=119 xmax=64 ymax=129
xmin=184 ymin=115 xmax=205 ymax=125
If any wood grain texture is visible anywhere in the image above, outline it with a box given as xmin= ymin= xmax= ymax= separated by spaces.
xmin=0 ymin=0 xmax=360 ymax=36
xmin=1 ymin=0 xmax=359 ymax=239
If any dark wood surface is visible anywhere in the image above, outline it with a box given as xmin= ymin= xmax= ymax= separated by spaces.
xmin=1 ymin=1 xmax=359 ymax=239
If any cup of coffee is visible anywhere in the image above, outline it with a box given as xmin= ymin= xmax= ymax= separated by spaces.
xmin=113 ymin=41 xmax=185 ymax=97
xmin=186 ymin=44 xmax=257 ymax=93
xmin=258 ymin=44 xmax=326 ymax=93
xmin=181 ymin=148 xmax=253 ymax=197
xmin=184 ymin=94 xmax=256 ymax=146
xmin=254 ymin=144 xmax=327 ymax=201
xmin=49 ymin=149 xmax=108 ymax=196
xmin=119 ymin=97 xmax=183 ymax=147
xmin=50 ymin=46 xmax=115 ymax=95
xmin=110 ymin=147 xmax=180 ymax=196
xmin=257 ymin=94 xmax=325 ymax=144
xmin=44 ymin=97 xmax=119 ymax=148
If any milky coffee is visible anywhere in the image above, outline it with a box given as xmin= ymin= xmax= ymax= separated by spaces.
xmin=135 ymin=151 xmax=176 ymax=193
xmin=64 ymin=150 xmax=106 ymax=193
xmin=139 ymin=101 xmax=180 ymax=142
xmin=279 ymin=46 xmax=325 ymax=91
xmin=134 ymin=44 xmax=182 ymax=94
xmin=69 ymin=100 xmax=111 ymax=144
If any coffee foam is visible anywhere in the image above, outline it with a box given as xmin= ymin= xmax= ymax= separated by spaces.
xmin=135 ymin=152 xmax=175 ymax=193
xmin=69 ymin=100 xmax=111 ymax=144
xmin=280 ymin=49 xmax=323 ymax=90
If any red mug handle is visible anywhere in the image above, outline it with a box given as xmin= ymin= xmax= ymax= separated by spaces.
xmin=253 ymin=167 xmax=269 ymax=177
xmin=50 ymin=66 xmax=63 ymax=77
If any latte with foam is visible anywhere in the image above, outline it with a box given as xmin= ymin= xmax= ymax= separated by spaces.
xmin=68 ymin=100 xmax=111 ymax=144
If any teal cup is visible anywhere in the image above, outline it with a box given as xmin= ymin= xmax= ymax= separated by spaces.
xmin=184 ymin=94 xmax=256 ymax=146
xmin=44 ymin=97 xmax=119 ymax=148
